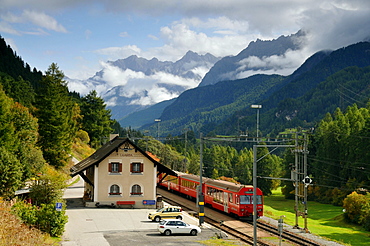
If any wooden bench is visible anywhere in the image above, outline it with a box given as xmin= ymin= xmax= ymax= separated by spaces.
xmin=116 ymin=201 xmax=135 ymax=208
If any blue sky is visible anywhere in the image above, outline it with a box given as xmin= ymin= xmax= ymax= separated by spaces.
xmin=1 ymin=0 xmax=370 ymax=89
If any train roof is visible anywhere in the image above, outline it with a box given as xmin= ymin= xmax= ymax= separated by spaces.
xmin=179 ymin=173 xmax=253 ymax=193
xmin=180 ymin=174 xmax=209 ymax=183
xmin=206 ymin=179 xmax=244 ymax=193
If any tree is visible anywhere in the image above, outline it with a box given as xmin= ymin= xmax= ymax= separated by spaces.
xmin=80 ymin=90 xmax=113 ymax=148
xmin=257 ymin=144 xmax=283 ymax=196
xmin=35 ymin=63 xmax=81 ymax=168
xmin=0 ymin=146 xmax=22 ymax=198
xmin=11 ymin=102 xmax=45 ymax=181
xmin=29 ymin=166 xmax=68 ymax=206
xmin=0 ymin=86 xmax=22 ymax=198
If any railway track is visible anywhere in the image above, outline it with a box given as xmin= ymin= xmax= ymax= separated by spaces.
xmin=254 ymin=220 xmax=322 ymax=246
xmin=158 ymin=188 xmax=323 ymax=246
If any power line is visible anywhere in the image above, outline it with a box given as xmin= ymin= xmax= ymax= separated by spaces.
xmin=308 ymin=155 xmax=370 ymax=168
xmin=339 ymin=84 xmax=369 ymax=99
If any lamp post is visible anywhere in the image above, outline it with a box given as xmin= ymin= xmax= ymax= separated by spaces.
xmin=154 ymin=119 xmax=161 ymax=139
xmin=250 ymin=105 xmax=262 ymax=142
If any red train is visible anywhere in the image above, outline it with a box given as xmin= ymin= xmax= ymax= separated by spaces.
xmin=158 ymin=172 xmax=263 ymax=220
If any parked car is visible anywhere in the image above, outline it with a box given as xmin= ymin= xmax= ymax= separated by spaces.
xmin=148 ymin=206 xmax=183 ymax=222
xmin=157 ymin=219 xmax=201 ymax=236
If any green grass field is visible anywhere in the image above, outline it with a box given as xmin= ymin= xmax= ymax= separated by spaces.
xmin=263 ymin=189 xmax=370 ymax=246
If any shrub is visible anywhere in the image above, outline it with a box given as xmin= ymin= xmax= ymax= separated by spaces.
xmin=1 ymin=199 xmax=54 ymax=245
xmin=343 ymin=191 xmax=370 ymax=230
xmin=12 ymin=200 xmax=68 ymax=237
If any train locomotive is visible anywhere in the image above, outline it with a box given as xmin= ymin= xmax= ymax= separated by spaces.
xmin=158 ymin=172 xmax=263 ymax=220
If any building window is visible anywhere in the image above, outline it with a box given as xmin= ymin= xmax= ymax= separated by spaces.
xmin=109 ymin=162 xmax=122 ymax=173
xmin=109 ymin=184 xmax=121 ymax=196
xmin=130 ymin=162 xmax=143 ymax=173
xmin=130 ymin=184 xmax=142 ymax=196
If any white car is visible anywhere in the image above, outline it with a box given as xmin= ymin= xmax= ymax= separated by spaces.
xmin=157 ymin=219 xmax=201 ymax=236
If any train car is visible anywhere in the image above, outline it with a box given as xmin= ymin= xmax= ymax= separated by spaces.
xmin=157 ymin=172 xmax=181 ymax=192
xmin=178 ymin=174 xmax=205 ymax=199
xmin=204 ymin=178 xmax=263 ymax=219
xmin=157 ymin=172 xmax=263 ymax=220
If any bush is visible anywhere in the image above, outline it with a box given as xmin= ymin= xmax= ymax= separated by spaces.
xmin=12 ymin=200 xmax=68 ymax=237
xmin=343 ymin=191 xmax=370 ymax=230
xmin=1 ymin=199 xmax=54 ymax=245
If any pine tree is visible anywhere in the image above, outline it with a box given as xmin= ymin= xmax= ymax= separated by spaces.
xmin=35 ymin=63 xmax=80 ymax=168
xmin=80 ymin=90 xmax=112 ymax=148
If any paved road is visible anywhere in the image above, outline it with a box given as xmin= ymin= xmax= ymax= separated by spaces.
xmin=61 ymin=178 xmax=218 ymax=246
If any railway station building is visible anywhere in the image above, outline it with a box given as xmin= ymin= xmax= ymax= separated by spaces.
xmin=70 ymin=136 xmax=177 ymax=208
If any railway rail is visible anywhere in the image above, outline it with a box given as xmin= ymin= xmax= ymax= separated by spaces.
xmin=158 ymin=188 xmax=323 ymax=246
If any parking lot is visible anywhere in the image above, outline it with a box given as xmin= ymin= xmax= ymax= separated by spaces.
xmin=61 ymin=178 xmax=221 ymax=246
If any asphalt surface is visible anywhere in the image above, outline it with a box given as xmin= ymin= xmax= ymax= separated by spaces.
xmin=61 ymin=178 xmax=221 ymax=246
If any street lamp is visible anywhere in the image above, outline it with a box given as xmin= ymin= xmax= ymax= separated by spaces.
xmin=250 ymin=105 xmax=262 ymax=142
xmin=154 ymin=119 xmax=161 ymax=139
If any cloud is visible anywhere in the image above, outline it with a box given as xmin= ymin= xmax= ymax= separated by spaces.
xmin=119 ymin=31 xmax=129 ymax=37
xmin=148 ymin=34 xmax=159 ymax=40
xmin=82 ymin=62 xmax=201 ymax=106
xmin=143 ymin=21 xmax=252 ymax=61
xmin=0 ymin=21 xmax=20 ymax=35
xmin=237 ymin=48 xmax=309 ymax=73
xmin=1 ymin=9 xmax=67 ymax=34
xmin=235 ymin=48 xmax=312 ymax=79
xmin=94 ymin=45 xmax=142 ymax=60
xmin=85 ymin=29 xmax=92 ymax=39
xmin=98 ymin=61 xmax=145 ymax=88
xmin=299 ymin=4 xmax=370 ymax=52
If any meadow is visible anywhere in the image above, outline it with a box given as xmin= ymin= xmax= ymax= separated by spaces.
xmin=263 ymin=189 xmax=370 ymax=246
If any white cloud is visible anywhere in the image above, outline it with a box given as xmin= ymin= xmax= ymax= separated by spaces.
xmin=148 ymin=34 xmax=159 ymax=40
xmin=233 ymin=47 xmax=312 ymax=79
xmin=0 ymin=21 xmax=20 ymax=35
xmin=2 ymin=10 xmax=67 ymax=33
xmin=84 ymin=62 xmax=202 ymax=106
xmin=94 ymin=45 xmax=142 ymax=60
xmin=119 ymin=31 xmax=129 ymax=37
xmin=143 ymin=21 xmax=251 ymax=61
xmin=85 ymin=29 xmax=92 ymax=39
xmin=98 ymin=61 xmax=145 ymax=88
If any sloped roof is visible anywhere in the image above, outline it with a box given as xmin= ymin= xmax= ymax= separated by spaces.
xmin=70 ymin=137 xmax=177 ymax=177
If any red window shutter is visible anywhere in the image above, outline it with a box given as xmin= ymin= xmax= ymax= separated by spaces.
xmin=130 ymin=163 xmax=133 ymax=172
xmin=108 ymin=163 xmax=112 ymax=172
xmin=140 ymin=163 xmax=143 ymax=172
xmin=118 ymin=163 xmax=122 ymax=172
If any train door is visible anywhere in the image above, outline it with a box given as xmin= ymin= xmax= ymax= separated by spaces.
xmin=223 ymin=192 xmax=228 ymax=212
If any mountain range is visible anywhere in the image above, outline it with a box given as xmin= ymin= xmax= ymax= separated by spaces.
xmin=199 ymin=30 xmax=306 ymax=87
xmin=137 ymin=41 xmax=370 ymax=137
xmin=68 ymin=51 xmax=220 ymax=121
xmin=117 ymin=31 xmax=308 ymax=128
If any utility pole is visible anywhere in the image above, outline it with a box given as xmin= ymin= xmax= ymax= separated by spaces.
xmin=294 ymin=132 xmax=299 ymax=229
xmin=293 ymin=131 xmax=311 ymax=232
xmin=251 ymin=104 xmax=262 ymax=142
xmin=198 ymin=133 xmax=204 ymax=227
xmin=303 ymin=132 xmax=310 ymax=232
xmin=155 ymin=119 xmax=161 ymax=139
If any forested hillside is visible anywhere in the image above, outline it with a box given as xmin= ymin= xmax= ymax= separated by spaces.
xmin=0 ymin=36 xmax=116 ymax=239
xmin=153 ymin=74 xmax=285 ymax=135
xmin=147 ymin=42 xmax=370 ymax=138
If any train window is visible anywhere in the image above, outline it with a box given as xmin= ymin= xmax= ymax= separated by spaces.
xmin=240 ymin=195 xmax=251 ymax=204
xmin=236 ymin=195 xmax=239 ymax=204
xmin=257 ymin=195 xmax=263 ymax=204
xmin=240 ymin=195 xmax=263 ymax=204
xmin=229 ymin=193 xmax=233 ymax=203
